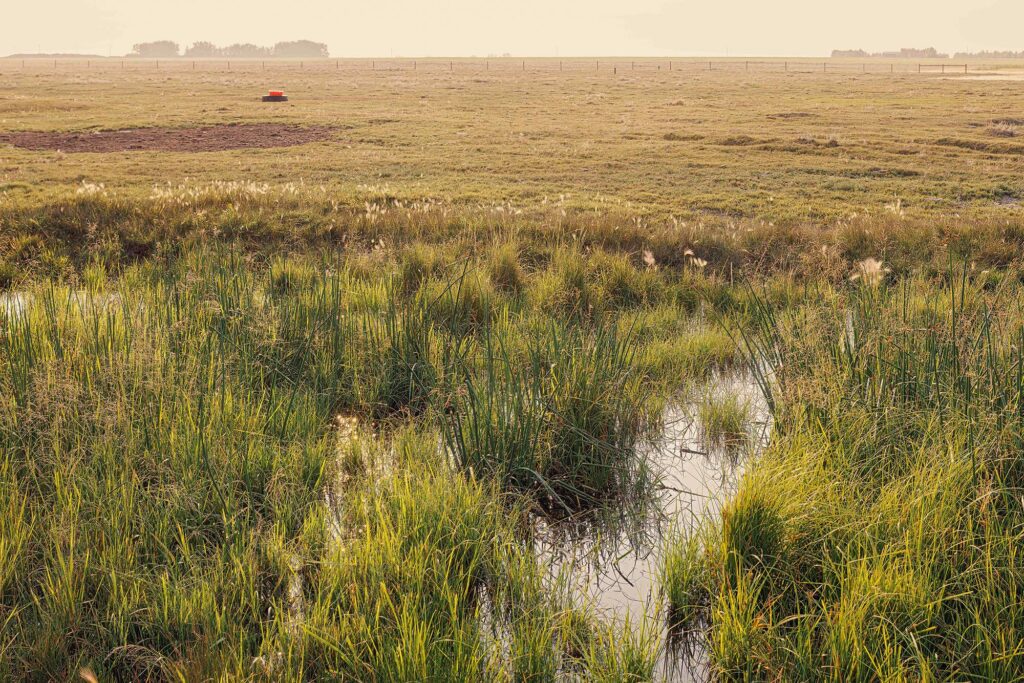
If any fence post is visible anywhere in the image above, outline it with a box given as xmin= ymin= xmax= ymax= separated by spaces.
xmin=708 ymin=61 xmax=712 ymax=71
xmin=632 ymin=61 xmax=635 ymax=70
xmin=784 ymin=61 xmax=788 ymax=72
xmin=941 ymin=64 xmax=945 ymax=74
xmin=669 ymin=61 xmax=672 ymax=71
xmin=964 ymin=64 xmax=968 ymax=74
xmin=918 ymin=64 xmax=921 ymax=73
xmin=745 ymin=61 xmax=749 ymax=72
xmin=560 ymin=61 xmax=562 ymax=71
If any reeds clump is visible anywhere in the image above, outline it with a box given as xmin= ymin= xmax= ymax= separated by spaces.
xmin=442 ymin=324 xmax=657 ymax=512
xmin=639 ymin=326 xmax=738 ymax=384
xmin=0 ymin=250 xmax=669 ymax=680
xmin=698 ymin=391 xmax=751 ymax=449
xmin=663 ymin=270 xmax=1024 ymax=679
xmin=425 ymin=269 xmax=496 ymax=337
xmin=662 ymin=531 xmax=710 ymax=633
xmin=531 ymin=250 xmax=605 ymax=320
xmin=352 ymin=293 xmax=446 ymax=418
xmin=399 ymin=243 xmax=442 ymax=294
xmin=487 ymin=242 xmax=526 ymax=294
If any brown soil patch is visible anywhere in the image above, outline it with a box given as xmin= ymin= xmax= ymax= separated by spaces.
xmin=0 ymin=124 xmax=334 ymax=153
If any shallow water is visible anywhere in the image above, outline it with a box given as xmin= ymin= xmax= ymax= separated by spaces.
xmin=0 ymin=291 xmax=31 ymax=316
xmin=0 ymin=290 xmax=137 ymax=320
xmin=535 ymin=371 xmax=771 ymax=681
xmin=4 ymin=285 xmax=770 ymax=678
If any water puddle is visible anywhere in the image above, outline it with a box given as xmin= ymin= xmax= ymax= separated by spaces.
xmin=0 ymin=290 xmax=132 ymax=318
xmin=5 ymin=283 xmax=772 ymax=679
xmin=534 ymin=371 xmax=772 ymax=681
xmin=0 ymin=291 xmax=31 ymax=316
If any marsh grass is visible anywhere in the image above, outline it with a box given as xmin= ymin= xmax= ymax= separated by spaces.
xmin=663 ymin=269 xmax=1024 ymax=680
xmin=487 ymin=241 xmax=526 ymax=295
xmin=8 ymin=64 xmax=1024 ymax=682
xmin=0 ymin=245 xmax=680 ymax=679
xmin=698 ymin=392 xmax=752 ymax=449
xmin=442 ymin=323 xmax=659 ymax=513
xmin=6 ymin=238 xmax=1024 ymax=680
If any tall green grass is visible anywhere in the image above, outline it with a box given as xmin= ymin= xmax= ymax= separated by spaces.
xmin=663 ymin=270 xmax=1024 ymax=680
xmin=442 ymin=323 xmax=659 ymax=512
xmin=0 ymin=247 xmax=676 ymax=679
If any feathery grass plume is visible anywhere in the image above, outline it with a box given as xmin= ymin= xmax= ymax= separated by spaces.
xmin=849 ymin=257 xmax=890 ymax=286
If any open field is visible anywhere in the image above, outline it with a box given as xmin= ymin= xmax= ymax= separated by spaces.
xmin=2 ymin=60 xmax=1023 ymax=220
xmin=2 ymin=62 xmax=1024 ymax=680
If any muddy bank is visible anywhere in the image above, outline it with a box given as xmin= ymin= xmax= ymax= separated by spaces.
xmin=0 ymin=123 xmax=334 ymax=153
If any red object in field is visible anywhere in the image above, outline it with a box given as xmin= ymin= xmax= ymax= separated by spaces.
xmin=262 ymin=89 xmax=288 ymax=102
xmin=269 ymin=90 xmax=284 ymax=97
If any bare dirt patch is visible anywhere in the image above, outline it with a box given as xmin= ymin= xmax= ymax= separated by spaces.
xmin=0 ymin=124 xmax=334 ymax=153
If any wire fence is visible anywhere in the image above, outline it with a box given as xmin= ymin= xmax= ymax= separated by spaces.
xmin=0 ymin=58 xmax=1013 ymax=75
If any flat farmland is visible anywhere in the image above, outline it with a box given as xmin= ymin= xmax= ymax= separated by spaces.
xmin=1 ymin=60 xmax=1022 ymax=222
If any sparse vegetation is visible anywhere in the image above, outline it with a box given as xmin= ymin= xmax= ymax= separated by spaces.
xmin=698 ymin=392 xmax=751 ymax=449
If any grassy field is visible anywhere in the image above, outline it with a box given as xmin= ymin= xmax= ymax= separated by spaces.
xmin=2 ymin=60 xmax=1023 ymax=219
xmin=2 ymin=62 xmax=1024 ymax=680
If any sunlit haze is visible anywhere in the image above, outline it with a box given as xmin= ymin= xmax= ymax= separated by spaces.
xmin=5 ymin=0 xmax=1023 ymax=57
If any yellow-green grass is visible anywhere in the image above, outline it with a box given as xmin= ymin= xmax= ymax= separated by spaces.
xmin=3 ymin=60 xmax=1024 ymax=681
xmin=1 ymin=63 xmax=1023 ymax=226
xmin=663 ymin=273 xmax=1024 ymax=679
xmin=0 ymin=248 xmax=679 ymax=679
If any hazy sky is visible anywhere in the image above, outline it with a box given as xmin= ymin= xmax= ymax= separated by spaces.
xmin=6 ymin=0 xmax=1023 ymax=57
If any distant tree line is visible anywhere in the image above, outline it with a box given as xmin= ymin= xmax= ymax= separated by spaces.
xmin=831 ymin=47 xmax=950 ymax=59
xmin=129 ymin=40 xmax=329 ymax=59
xmin=953 ymin=50 xmax=1024 ymax=60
